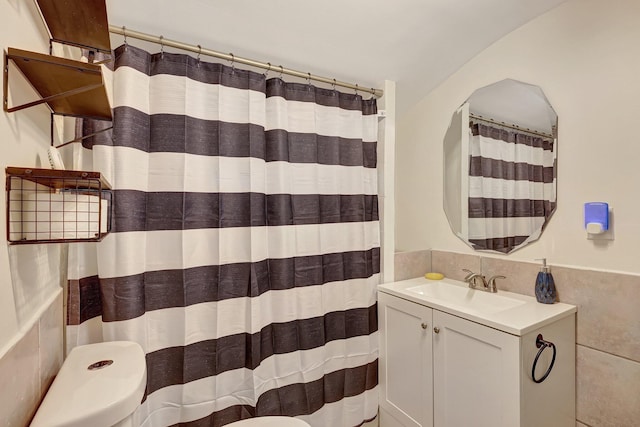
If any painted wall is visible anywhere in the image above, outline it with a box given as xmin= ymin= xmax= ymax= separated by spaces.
xmin=0 ymin=1 xmax=67 ymax=354
xmin=396 ymin=0 xmax=640 ymax=274
xmin=0 ymin=2 xmax=69 ymax=423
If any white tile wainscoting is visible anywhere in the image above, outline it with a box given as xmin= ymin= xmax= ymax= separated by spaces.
xmin=0 ymin=290 xmax=63 ymax=426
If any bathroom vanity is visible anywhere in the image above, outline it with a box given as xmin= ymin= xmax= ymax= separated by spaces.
xmin=378 ymin=277 xmax=576 ymax=427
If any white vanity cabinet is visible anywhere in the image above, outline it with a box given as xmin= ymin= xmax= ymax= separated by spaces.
xmin=378 ymin=279 xmax=576 ymax=427
xmin=432 ymin=309 xmax=520 ymax=426
xmin=379 ymin=292 xmax=433 ymax=427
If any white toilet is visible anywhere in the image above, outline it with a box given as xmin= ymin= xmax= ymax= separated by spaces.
xmin=30 ymin=341 xmax=147 ymax=427
xmin=227 ymin=417 xmax=311 ymax=427
xmin=30 ymin=340 xmax=310 ymax=427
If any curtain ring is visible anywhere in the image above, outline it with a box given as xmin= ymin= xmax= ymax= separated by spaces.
xmin=122 ymin=26 xmax=128 ymax=51
xmin=196 ymin=44 xmax=202 ymax=66
xmin=264 ymin=62 xmax=271 ymax=78
xmin=354 ymin=84 xmax=359 ymax=96
xmin=307 ymin=72 xmax=312 ymax=90
xmin=229 ymin=53 xmax=235 ymax=72
xmin=278 ymin=65 xmax=284 ymax=79
xmin=159 ymin=35 xmax=164 ymax=57
xmin=370 ymin=88 xmax=376 ymax=100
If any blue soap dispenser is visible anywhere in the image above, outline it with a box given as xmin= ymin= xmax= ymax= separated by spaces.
xmin=535 ymin=258 xmax=557 ymax=304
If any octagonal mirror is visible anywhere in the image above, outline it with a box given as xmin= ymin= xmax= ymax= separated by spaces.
xmin=443 ymin=79 xmax=557 ymax=254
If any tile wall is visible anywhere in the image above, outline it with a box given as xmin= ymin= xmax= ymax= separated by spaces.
xmin=394 ymin=249 xmax=640 ymax=427
xmin=393 ymin=249 xmax=432 ymax=281
xmin=0 ymin=290 xmax=63 ymax=426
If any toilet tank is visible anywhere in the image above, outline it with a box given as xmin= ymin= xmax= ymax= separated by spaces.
xmin=31 ymin=341 xmax=147 ymax=427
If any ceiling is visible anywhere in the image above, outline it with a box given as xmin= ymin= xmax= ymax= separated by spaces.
xmin=106 ymin=0 xmax=567 ymax=113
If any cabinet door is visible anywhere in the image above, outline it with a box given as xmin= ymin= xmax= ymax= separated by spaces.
xmin=379 ymin=293 xmax=433 ymax=427
xmin=433 ymin=311 xmax=520 ymax=427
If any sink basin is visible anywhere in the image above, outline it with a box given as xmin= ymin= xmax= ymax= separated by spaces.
xmin=406 ymin=281 xmax=526 ymax=315
xmin=378 ymin=277 xmax=577 ymax=335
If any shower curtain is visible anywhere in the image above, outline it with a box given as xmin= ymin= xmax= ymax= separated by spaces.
xmin=468 ymin=122 xmax=556 ymax=253
xmin=66 ymin=44 xmax=380 ymax=427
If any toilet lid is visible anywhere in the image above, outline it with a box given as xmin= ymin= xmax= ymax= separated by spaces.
xmin=227 ymin=416 xmax=311 ymax=427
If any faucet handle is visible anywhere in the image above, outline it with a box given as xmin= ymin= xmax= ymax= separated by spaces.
xmin=461 ymin=269 xmax=475 ymax=281
xmin=487 ymin=275 xmax=506 ymax=292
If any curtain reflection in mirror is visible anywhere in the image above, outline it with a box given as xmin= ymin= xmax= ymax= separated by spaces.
xmin=468 ymin=121 xmax=556 ymax=253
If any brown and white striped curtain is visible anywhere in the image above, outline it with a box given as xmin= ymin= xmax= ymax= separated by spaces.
xmin=468 ymin=122 xmax=556 ymax=253
xmin=67 ymin=44 xmax=379 ymax=427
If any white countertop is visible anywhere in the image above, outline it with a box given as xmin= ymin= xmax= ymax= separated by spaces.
xmin=378 ymin=277 xmax=576 ymax=336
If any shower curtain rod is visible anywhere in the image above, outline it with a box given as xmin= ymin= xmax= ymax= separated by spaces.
xmin=109 ymin=25 xmax=383 ymax=98
xmin=469 ymin=113 xmax=555 ymax=139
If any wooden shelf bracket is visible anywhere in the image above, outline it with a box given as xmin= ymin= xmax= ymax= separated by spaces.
xmin=3 ymin=48 xmax=112 ymax=121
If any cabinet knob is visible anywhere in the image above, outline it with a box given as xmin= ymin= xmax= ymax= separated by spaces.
xmin=433 ymin=327 xmax=440 ymax=334
xmin=421 ymin=322 xmax=428 ymax=329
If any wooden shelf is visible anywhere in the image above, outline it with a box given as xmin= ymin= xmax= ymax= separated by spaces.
xmin=4 ymin=47 xmax=112 ymax=120
xmin=37 ymin=0 xmax=111 ymax=53
xmin=4 ymin=1 xmax=113 ymax=245
xmin=6 ymin=167 xmax=112 ymax=191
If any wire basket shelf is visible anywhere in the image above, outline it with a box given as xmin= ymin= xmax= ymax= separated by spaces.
xmin=6 ymin=167 xmax=112 ymax=244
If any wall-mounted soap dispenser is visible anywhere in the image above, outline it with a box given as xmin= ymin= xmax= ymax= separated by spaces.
xmin=584 ymin=202 xmax=608 ymax=234
xmin=584 ymin=202 xmax=614 ymax=241
xmin=534 ymin=258 xmax=557 ymax=304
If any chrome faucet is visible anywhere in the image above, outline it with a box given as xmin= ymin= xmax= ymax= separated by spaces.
xmin=462 ymin=269 xmax=487 ymax=289
xmin=462 ymin=270 xmax=505 ymax=293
